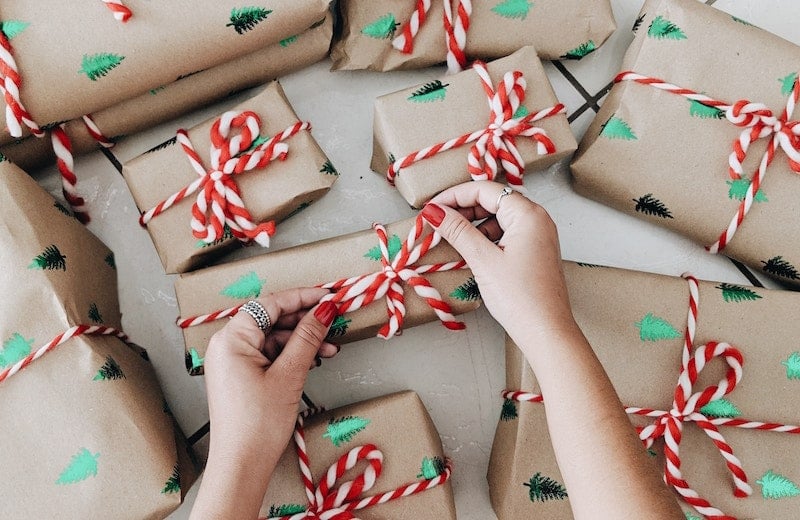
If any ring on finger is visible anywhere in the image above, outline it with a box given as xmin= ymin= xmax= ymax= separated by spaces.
xmin=238 ymin=300 xmax=272 ymax=333
xmin=495 ymin=186 xmax=514 ymax=212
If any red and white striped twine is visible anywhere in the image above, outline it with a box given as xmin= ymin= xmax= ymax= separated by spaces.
xmin=101 ymin=0 xmax=133 ymax=22
xmin=140 ymin=111 xmax=310 ymax=247
xmin=0 ymin=325 xmax=128 ymax=384
xmin=503 ymin=274 xmax=800 ymax=520
xmin=176 ymin=214 xmax=469 ymax=339
xmin=616 ymin=71 xmax=800 ymax=254
xmin=262 ymin=411 xmax=452 ymax=520
xmin=387 ymin=61 xmax=565 ymax=188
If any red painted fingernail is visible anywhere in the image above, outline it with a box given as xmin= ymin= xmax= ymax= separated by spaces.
xmin=335 ymin=344 xmax=342 ymax=353
xmin=421 ymin=203 xmax=445 ymax=227
xmin=314 ymin=301 xmax=337 ymax=327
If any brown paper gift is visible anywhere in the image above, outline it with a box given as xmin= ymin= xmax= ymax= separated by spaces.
xmin=0 ymin=159 xmax=197 ymax=518
xmin=0 ymin=0 xmax=331 ymax=142
xmin=331 ymin=0 xmax=616 ymax=71
xmin=488 ymin=261 xmax=800 ymax=519
xmin=571 ymin=0 xmax=800 ymax=288
xmin=372 ymin=46 xmax=577 ymax=208
xmin=0 ymin=14 xmax=334 ymax=171
xmin=259 ymin=391 xmax=456 ymax=519
xmin=174 ymin=215 xmax=479 ymax=375
xmin=123 ymin=82 xmax=338 ymax=274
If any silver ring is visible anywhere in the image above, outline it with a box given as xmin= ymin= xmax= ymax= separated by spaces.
xmin=238 ymin=300 xmax=272 ymax=333
xmin=496 ymin=186 xmax=514 ymax=212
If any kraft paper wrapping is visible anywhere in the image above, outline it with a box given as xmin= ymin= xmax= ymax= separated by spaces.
xmin=488 ymin=261 xmax=800 ymax=519
xmin=0 ymin=160 xmax=197 ymax=519
xmin=175 ymin=217 xmax=479 ymax=375
xmin=0 ymin=14 xmax=334 ymax=170
xmin=0 ymin=0 xmax=331 ymax=143
xmin=331 ymin=0 xmax=616 ymax=71
xmin=372 ymin=47 xmax=577 ymax=208
xmin=571 ymin=0 xmax=800 ymax=288
xmin=260 ymin=391 xmax=456 ymax=519
xmin=123 ymin=82 xmax=337 ymax=274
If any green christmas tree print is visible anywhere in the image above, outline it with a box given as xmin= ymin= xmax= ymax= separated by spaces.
xmin=756 ymin=470 xmax=800 ymax=499
xmin=326 ymin=315 xmax=351 ymax=340
xmin=149 ymin=85 xmax=166 ymax=95
xmin=632 ymin=13 xmax=646 ymax=33
xmin=699 ymin=398 xmax=741 ymax=418
xmin=320 ymin=160 xmax=339 ymax=176
xmin=0 ymin=20 xmax=29 ymax=40
xmin=104 ymin=252 xmax=116 ymax=269
xmin=731 ymin=15 xmax=754 ymax=27
xmin=268 ymin=504 xmax=307 ymax=517
xmin=635 ymin=313 xmax=681 ymax=342
xmin=220 ymin=271 xmax=266 ymax=299
xmin=576 ymin=262 xmax=604 ymax=268
xmin=56 ymin=448 xmax=99 ymax=485
xmin=0 ymin=333 xmax=33 ymax=369
xmin=79 ymin=53 xmax=125 ymax=81
xmin=417 ymin=456 xmax=446 ymax=479
xmin=408 ymin=81 xmax=449 ymax=103
xmin=279 ymin=35 xmax=298 ymax=47
xmin=28 ymin=244 xmax=67 ymax=271
xmin=0 ymin=151 xmax=7 ymax=162
xmin=450 ymin=277 xmax=481 ymax=301
xmin=647 ymin=15 xmax=687 ymax=40
xmin=513 ymin=105 xmax=530 ymax=119
xmin=322 ymin=416 xmax=370 ymax=447
xmin=689 ymin=99 xmax=724 ymax=119
xmin=523 ymin=472 xmax=568 ymax=502
xmin=716 ymin=283 xmax=762 ymax=303
xmin=365 ymin=234 xmax=403 ymax=261
xmin=647 ymin=448 xmax=658 ymax=457
xmin=145 ymin=136 xmax=177 ymax=154
xmin=684 ymin=512 xmax=702 ymax=520
xmin=53 ymin=200 xmax=74 ymax=217
xmin=761 ymin=256 xmax=800 ymax=280
xmin=162 ymin=464 xmax=180 ymax=494
xmin=500 ymin=399 xmax=518 ymax=421
xmin=782 ymin=352 xmax=800 ymax=380
xmin=560 ymin=40 xmax=596 ymax=60
xmin=491 ymin=0 xmax=535 ymax=20
xmin=93 ymin=356 xmax=125 ymax=381
xmin=88 ymin=303 xmax=103 ymax=323
xmin=227 ymin=6 xmax=272 ymax=34
xmin=361 ymin=13 xmax=399 ymax=39
xmin=196 ymin=224 xmax=234 ymax=248
xmin=600 ymin=115 xmax=637 ymax=140
xmin=187 ymin=348 xmax=204 ymax=375
xmin=780 ymin=73 xmax=798 ymax=97
xmin=285 ymin=202 xmax=312 ymax=220
xmin=727 ymin=179 xmax=767 ymax=203
xmin=633 ymin=194 xmax=673 ymax=219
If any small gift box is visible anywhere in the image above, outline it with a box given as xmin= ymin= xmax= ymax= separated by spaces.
xmin=0 ymin=160 xmax=197 ymax=518
xmin=123 ymin=82 xmax=337 ymax=274
xmin=373 ymin=46 xmax=577 ymax=208
xmin=489 ymin=262 xmax=800 ymax=519
xmin=571 ymin=0 xmax=800 ymax=287
xmin=331 ymin=0 xmax=616 ymax=71
xmin=260 ymin=391 xmax=456 ymax=519
xmin=174 ymin=215 xmax=479 ymax=375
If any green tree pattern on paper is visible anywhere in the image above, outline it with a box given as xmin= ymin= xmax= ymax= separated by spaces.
xmin=560 ymin=40 xmax=596 ymax=60
xmin=600 ymin=115 xmax=637 ymax=140
xmin=689 ymin=99 xmax=724 ymax=119
xmin=491 ymin=0 xmax=535 ymax=20
xmin=0 ymin=333 xmax=33 ymax=369
xmin=149 ymin=86 xmax=166 ymax=95
xmin=0 ymin=20 xmax=29 ymax=40
xmin=408 ymin=81 xmax=449 ymax=103
xmin=104 ymin=252 xmax=116 ymax=269
xmin=513 ymin=105 xmax=529 ymax=119
xmin=632 ymin=13 xmax=646 ymax=33
xmin=93 ymin=356 xmax=125 ymax=381
xmin=79 ymin=53 xmax=125 ymax=81
xmin=54 ymin=201 xmax=74 ymax=217
xmin=780 ymin=73 xmax=798 ymax=97
xmin=196 ymin=224 xmax=234 ymax=249
xmin=781 ymin=352 xmax=800 ymax=380
xmin=500 ymin=399 xmax=518 ymax=421
xmin=756 ymin=470 xmax=800 ymax=499
xmin=761 ymin=256 xmax=800 ymax=280
xmin=450 ymin=277 xmax=481 ymax=301
xmin=365 ymin=234 xmax=403 ymax=261
xmin=700 ymin=398 xmax=741 ymax=418
xmin=221 ymin=271 xmax=266 ymax=299
xmin=361 ymin=13 xmax=399 ymax=39
xmin=320 ymin=160 xmax=339 ymax=176
xmin=633 ymin=194 xmax=673 ymax=219
xmin=684 ymin=512 xmax=702 ymax=520
xmin=0 ymin=151 xmax=7 ymax=162
xmin=635 ymin=313 xmax=681 ymax=342
xmin=268 ymin=504 xmax=307 ymax=517
xmin=56 ymin=448 xmax=99 ymax=485
xmin=279 ymin=35 xmax=298 ymax=47
xmin=29 ymin=244 xmax=67 ymax=271
xmin=731 ymin=15 xmax=754 ymax=27
xmin=162 ymin=464 xmax=181 ymax=494
xmin=417 ymin=456 xmax=446 ymax=479
xmin=647 ymin=15 xmax=687 ymax=40
xmin=186 ymin=348 xmax=204 ymax=375
xmin=716 ymin=283 xmax=762 ymax=303
xmin=88 ymin=303 xmax=103 ymax=323
xmin=285 ymin=201 xmax=312 ymax=220
xmin=322 ymin=416 xmax=370 ymax=447
xmin=727 ymin=179 xmax=767 ymax=203
xmin=226 ymin=6 xmax=272 ymax=34
xmin=523 ymin=472 xmax=568 ymax=502
xmin=145 ymin=136 xmax=177 ymax=154
xmin=326 ymin=315 xmax=351 ymax=340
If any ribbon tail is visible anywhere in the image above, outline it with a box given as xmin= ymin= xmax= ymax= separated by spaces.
xmin=243 ymin=220 xmax=276 ymax=248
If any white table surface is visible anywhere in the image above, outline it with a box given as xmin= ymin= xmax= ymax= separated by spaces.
xmin=26 ymin=0 xmax=799 ymax=517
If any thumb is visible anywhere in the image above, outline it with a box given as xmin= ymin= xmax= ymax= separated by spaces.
xmin=271 ymin=301 xmax=337 ymax=388
xmin=421 ymin=202 xmax=495 ymax=270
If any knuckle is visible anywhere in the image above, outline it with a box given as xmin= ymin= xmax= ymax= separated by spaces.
xmin=439 ymin=216 xmax=472 ymax=245
xmin=293 ymin=322 xmax=324 ymax=348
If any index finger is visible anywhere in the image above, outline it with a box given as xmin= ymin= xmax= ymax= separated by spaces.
xmin=429 ymin=181 xmax=532 ymax=229
xmin=227 ymin=287 xmax=329 ymax=343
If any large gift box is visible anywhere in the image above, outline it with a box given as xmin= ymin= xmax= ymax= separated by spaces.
xmin=571 ymin=0 xmax=800 ymax=287
xmin=331 ymin=0 xmax=616 ymax=71
xmin=373 ymin=47 xmax=577 ymax=208
xmin=0 ymin=159 xmax=197 ymax=518
xmin=123 ymin=82 xmax=337 ymax=274
xmin=0 ymin=13 xmax=334 ymax=171
xmin=259 ymin=391 xmax=456 ymax=519
xmin=175 ymin=215 xmax=479 ymax=375
xmin=489 ymin=262 xmax=800 ymax=519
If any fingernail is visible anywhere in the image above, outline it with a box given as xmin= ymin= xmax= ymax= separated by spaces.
xmin=314 ymin=301 xmax=337 ymax=327
xmin=315 ymin=356 xmax=322 ymax=367
xmin=335 ymin=344 xmax=342 ymax=353
xmin=421 ymin=203 xmax=445 ymax=227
